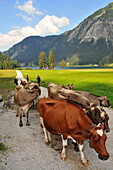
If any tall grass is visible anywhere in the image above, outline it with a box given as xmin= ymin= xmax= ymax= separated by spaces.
xmin=0 ymin=69 xmax=113 ymax=106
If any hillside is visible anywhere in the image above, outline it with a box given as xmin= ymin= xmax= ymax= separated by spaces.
xmin=4 ymin=3 xmax=113 ymax=65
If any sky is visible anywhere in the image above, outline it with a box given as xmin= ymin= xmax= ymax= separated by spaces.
xmin=0 ymin=0 xmax=112 ymax=52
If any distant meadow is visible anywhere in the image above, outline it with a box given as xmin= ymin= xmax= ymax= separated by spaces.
xmin=0 ymin=69 xmax=113 ymax=107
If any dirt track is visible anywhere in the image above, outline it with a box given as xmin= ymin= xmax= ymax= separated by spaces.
xmin=0 ymin=87 xmax=113 ymax=170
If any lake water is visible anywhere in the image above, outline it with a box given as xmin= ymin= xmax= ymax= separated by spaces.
xmin=22 ymin=66 xmax=113 ymax=70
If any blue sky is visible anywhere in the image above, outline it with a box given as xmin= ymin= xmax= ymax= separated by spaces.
xmin=0 ymin=0 xmax=112 ymax=51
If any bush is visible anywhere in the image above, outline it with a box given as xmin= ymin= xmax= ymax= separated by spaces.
xmin=24 ymin=67 xmax=33 ymax=70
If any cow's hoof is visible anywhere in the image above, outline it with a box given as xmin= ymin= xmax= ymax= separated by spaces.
xmin=26 ymin=123 xmax=30 ymax=126
xmin=61 ymin=156 xmax=67 ymax=161
xmin=19 ymin=123 xmax=23 ymax=127
xmin=50 ymin=141 xmax=52 ymax=144
xmin=45 ymin=141 xmax=49 ymax=146
xmin=16 ymin=115 xmax=19 ymax=117
xmin=23 ymin=115 xmax=25 ymax=117
xmin=82 ymin=161 xmax=89 ymax=166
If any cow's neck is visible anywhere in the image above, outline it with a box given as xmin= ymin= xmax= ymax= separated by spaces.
xmin=81 ymin=113 xmax=93 ymax=129
xmin=76 ymin=114 xmax=95 ymax=141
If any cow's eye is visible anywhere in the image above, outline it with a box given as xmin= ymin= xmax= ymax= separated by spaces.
xmin=94 ymin=138 xmax=99 ymax=143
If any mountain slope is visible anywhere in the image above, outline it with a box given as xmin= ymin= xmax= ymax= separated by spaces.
xmin=4 ymin=3 xmax=113 ymax=65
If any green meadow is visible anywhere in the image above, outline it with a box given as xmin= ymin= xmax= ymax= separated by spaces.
xmin=0 ymin=69 xmax=113 ymax=107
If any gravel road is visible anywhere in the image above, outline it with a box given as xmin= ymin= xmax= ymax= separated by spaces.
xmin=0 ymin=87 xmax=113 ymax=170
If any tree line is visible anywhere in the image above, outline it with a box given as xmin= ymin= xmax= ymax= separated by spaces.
xmin=0 ymin=52 xmax=21 ymax=69
xmin=39 ymin=49 xmax=66 ymax=69
xmin=0 ymin=49 xmax=66 ymax=70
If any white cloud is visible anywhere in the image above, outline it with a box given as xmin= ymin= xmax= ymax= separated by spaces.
xmin=11 ymin=26 xmax=21 ymax=29
xmin=36 ymin=10 xmax=43 ymax=16
xmin=16 ymin=0 xmax=35 ymax=15
xmin=16 ymin=13 xmax=32 ymax=22
xmin=16 ymin=0 xmax=43 ymax=16
xmin=35 ymin=15 xmax=70 ymax=34
xmin=0 ymin=15 xmax=70 ymax=51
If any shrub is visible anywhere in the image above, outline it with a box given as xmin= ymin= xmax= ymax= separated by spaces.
xmin=24 ymin=67 xmax=33 ymax=70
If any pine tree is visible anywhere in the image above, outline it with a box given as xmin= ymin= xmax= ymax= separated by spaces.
xmin=48 ymin=49 xmax=55 ymax=70
xmin=39 ymin=51 xmax=47 ymax=70
xmin=60 ymin=59 xmax=65 ymax=69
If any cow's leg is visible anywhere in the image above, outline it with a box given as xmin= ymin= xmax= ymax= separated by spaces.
xmin=16 ymin=106 xmax=19 ymax=117
xmin=73 ymin=142 xmax=79 ymax=152
xmin=23 ymin=111 xmax=25 ymax=117
xmin=104 ymin=115 xmax=110 ymax=133
xmin=26 ymin=110 xmax=30 ymax=126
xmin=67 ymin=135 xmax=79 ymax=152
xmin=40 ymin=117 xmax=43 ymax=128
xmin=47 ymin=131 xmax=52 ymax=144
xmin=19 ymin=108 xmax=23 ymax=127
xmin=40 ymin=117 xmax=49 ymax=145
xmin=61 ymin=135 xmax=68 ymax=161
xmin=23 ymin=104 xmax=32 ymax=126
xmin=78 ymin=141 xmax=88 ymax=166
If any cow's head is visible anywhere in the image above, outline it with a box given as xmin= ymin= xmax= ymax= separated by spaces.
xmin=85 ymin=104 xmax=110 ymax=133
xmin=99 ymin=96 xmax=111 ymax=108
xmin=29 ymin=83 xmax=41 ymax=96
xmin=47 ymin=82 xmax=62 ymax=98
xmin=85 ymin=103 xmax=102 ymax=125
xmin=14 ymin=78 xmax=27 ymax=86
xmin=64 ymin=83 xmax=74 ymax=90
xmin=89 ymin=123 xmax=109 ymax=161
xmin=99 ymin=107 xmax=110 ymax=133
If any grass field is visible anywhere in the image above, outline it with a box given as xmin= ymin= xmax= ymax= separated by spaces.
xmin=0 ymin=69 xmax=113 ymax=107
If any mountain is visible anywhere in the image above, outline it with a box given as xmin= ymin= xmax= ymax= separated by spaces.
xmin=4 ymin=3 xmax=113 ymax=65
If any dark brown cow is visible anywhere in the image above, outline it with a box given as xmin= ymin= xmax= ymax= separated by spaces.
xmin=38 ymin=97 xmax=109 ymax=166
xmin=85 ymin=104 xmax=110 ymax=133
xmin=75 ymin=90 xmax=111 ymax=108
xmin=14 ymin=83 xmax=41 ymax=126
xmin=48 ymin=82 xmax=90 ymax=108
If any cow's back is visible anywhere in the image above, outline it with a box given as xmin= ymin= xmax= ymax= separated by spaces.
xmin=38 ymin=98 xmax=92 ymax=136
xmin=75 ymin=91 xmax=99 ymax=104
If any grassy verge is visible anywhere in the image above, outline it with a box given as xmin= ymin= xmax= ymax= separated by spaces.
xmin=0 ymin=70 xmax=16 ymax=101
xmin=0 ymin=69 xmax=113 ymax=106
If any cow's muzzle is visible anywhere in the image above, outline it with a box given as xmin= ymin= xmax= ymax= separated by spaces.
xmin=105 ymin=128 xmax=110 ymax=133
xmin=98 ymin=154 xmax=109 ymax=161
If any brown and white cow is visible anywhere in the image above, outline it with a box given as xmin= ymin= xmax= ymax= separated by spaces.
xmin=48 ymin=83 xmax=110 ymax=132
xmin=38 ymin=97 xmax=109 ymax=166
xmin=14 ymin=83 xmax=41 ymax=126
xmin=75 ymin=90 xmax=111 ymax=108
